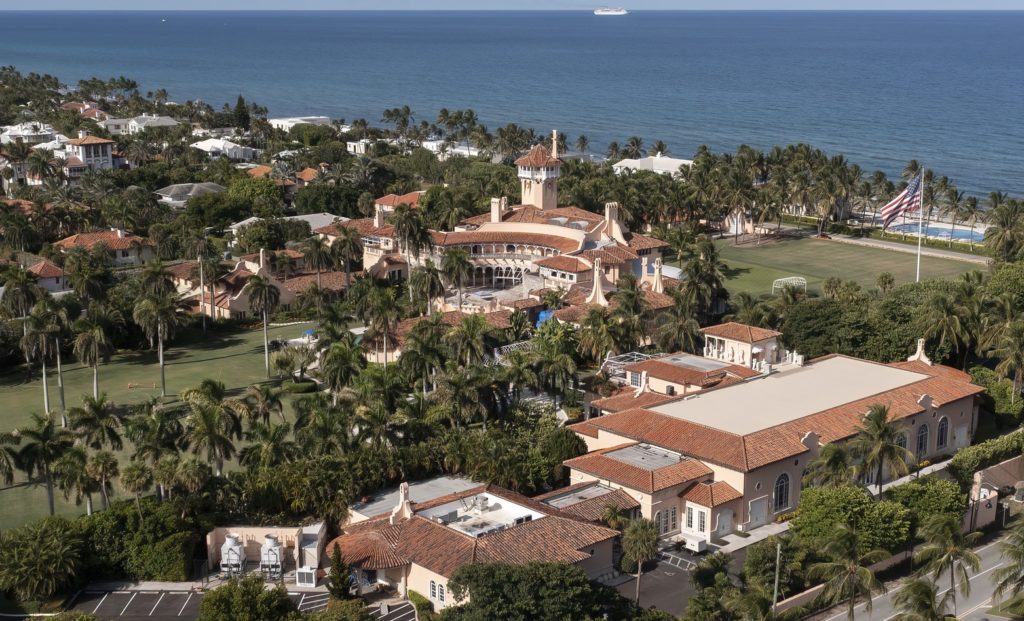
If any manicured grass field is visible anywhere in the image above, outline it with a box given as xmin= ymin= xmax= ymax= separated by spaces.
xmin=713 ymin=237 xmax=979 ymax=296
xmin=0 ymin=322 xmax=313 ymax=531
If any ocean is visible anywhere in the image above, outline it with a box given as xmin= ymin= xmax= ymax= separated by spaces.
xmin=1 ymin=10 xmax=1022 ymax=196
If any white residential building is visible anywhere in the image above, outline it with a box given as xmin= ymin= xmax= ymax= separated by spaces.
xmin=612 ymin=153 xmax=694 ymax=177
xmin=268 ymin=116 xmax=333 ymax=132
xmin=1 ymin=122 xmax=57 ymax=145
xmin=191 ymin=138 xmax=261 ymax=161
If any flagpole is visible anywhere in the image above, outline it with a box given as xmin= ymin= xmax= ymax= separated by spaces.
xmin=915 ymin=170 xmax=924 ymax=283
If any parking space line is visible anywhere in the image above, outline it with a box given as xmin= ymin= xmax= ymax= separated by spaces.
xmin=121 ymin=592 xmax=138 ymax=616
xmin=92 ymin=593 xmax=109 ymax=614
xmin=298 ymin=593 xmax=306 ymax=609
xmin=179 ymin=592 xmax=193 ymax=617
xmin=391 ymin=610 xmax=416 ymax=621
xmin=150 ymin=592 xmax=166 ymax=616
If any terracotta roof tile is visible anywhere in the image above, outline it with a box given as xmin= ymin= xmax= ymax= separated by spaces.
xmin=296 ymin=167 xmax=319 ymax=183
xmin=626 ymin=233 xmax=669 ymax=250
xmin=514 ymin=144 xmax=561 ymax=167
xmin=66 ymin=135 xmax=113 ymax=146
xmin=55 ymin=230 xmax=149 ymax=251
xmin=375 ymin=191 xmax=424 ymax=208
xmin=280 ymin=271 xmax=351 ymax=293
xmin=535 ymin=482 xmax=640 ymax=522
xmin=591 ymin=387 xmax=678 ymax=414
xmin=564 ymin=443 xmax=713 ymax=494
xmin=534 ymin=255 xmax=592 ymax=273
xmin=247 ymin=165 xmax=273 ymax=178
xmin=27 ymin=259 xmax=64 ymax=279
xmin=701 ymin=322 xmax=782 ymax=343
xmin=622 ymin=356 xmax=760 ymax=389
xmin=680 ymin=481 xmax=742 ymax=507
xmin=434 ymin=230 xmax=582 ymax=254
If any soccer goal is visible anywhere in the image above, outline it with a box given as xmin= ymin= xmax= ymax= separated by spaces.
xmin=772 ymin=276 xmax=807 ymax=295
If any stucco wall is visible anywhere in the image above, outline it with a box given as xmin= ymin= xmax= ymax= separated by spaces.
xmin=206 ymin=526 xmax=302 ymax=570
xmin=407 ymin=564 xmax=456 ymax=611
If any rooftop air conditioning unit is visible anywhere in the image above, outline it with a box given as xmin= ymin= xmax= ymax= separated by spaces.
xmin=260 ymin=534 xmax=283 ymax=579
xmin=665 ymin=385 xmax=676 ymax=396
xmin=296 ymin=566 xmax=317 ymax=588
xmin=683 ymin=537 xmax=708 ymax=554
xmin=220 ymin=534 xmax=246 ymax=575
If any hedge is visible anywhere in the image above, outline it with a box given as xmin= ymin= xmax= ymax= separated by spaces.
xmin=283 ymin=380 xmax=318 ymax=394
xmin=407 ymin=590 xmax=438 ymax=620
xmin=947 ymin=429 xmax=1024 ymax=488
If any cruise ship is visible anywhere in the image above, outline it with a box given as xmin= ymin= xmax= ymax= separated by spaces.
xmin=594 ymin=7 xmax=629 ymax=15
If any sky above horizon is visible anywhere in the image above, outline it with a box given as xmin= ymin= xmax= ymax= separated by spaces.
xmin=13 ymin=1 xmax=1024 ymax=9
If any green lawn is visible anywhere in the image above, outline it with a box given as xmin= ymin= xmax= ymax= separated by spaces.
xmin=0 ymin=322 xmax=313 ymax=531
xmin=712 ymin=237 xmax=979 ymax=297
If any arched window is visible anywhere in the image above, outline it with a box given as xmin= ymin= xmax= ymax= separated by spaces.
xmin=774 ymin=473 xmax=790 ymax=512
xmin=917 ymin=424 xmax=929 ymax=458
xmin=438 ymin=583 xmax=446 ymax=604
xmin=937 ymin=417 xmax=949 ymax=449
xmin=471 ymin=245 xmax=481 ymax=255
xmin=654 ymin=511 xmax=662 ymax=535
xmin=895 ymin=433 xmax=907 ymax=449
xmin=430 ymin=580 xmax=437 ymax=599
xmin=506 ymin=244 xmax=516 ymax=253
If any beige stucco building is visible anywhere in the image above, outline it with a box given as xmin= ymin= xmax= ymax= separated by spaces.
xmin=567 ymin=326 xmax=983 ymax=545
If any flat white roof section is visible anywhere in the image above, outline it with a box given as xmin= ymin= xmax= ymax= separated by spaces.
xmin=649 ymin=356 xmax=929 ymax=435
xmin=543 ymin=483 xmax=619 ymax=509
xmin=662 ymin=353 xmax=732 ymax=372
xmin=606 ymin=444 xmax=683 ymax=470
xmin=350 ymin=476 xmax=479 ymax=518
xmin=419 ymin=493 xmax=546 ymax=538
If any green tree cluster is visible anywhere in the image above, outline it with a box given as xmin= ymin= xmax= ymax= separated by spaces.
xmin=790 ymin=485 xmax=911 ymax=554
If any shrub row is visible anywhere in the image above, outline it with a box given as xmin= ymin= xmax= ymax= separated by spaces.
xmin=947 ymin=429 xmax=1024 ymax=488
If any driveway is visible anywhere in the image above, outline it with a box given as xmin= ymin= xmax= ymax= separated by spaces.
xmin=65 ymin=589 xmax=329 ymax=620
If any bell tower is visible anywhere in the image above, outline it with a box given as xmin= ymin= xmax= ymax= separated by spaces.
xmin=514 ymin=129 xmax=561 ymax=211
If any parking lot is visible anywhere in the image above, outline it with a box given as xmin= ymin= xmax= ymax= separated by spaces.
xmin=66 ymin=589 xmax=329 ymax=620
xmin=367 ymin=602 xmax=415 ymax=621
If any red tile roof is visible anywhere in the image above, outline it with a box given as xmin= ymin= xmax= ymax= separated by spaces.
xmin=296 ymin=167 xmax=319 ymax=183
xmin=280 ymin=271 xmax=351 ymax=293
xmin=514 ymin=144 xmax=561 ymax=167
xmin=680 ymin=481 xmax=742 ymax=507
xmin=535 ymin=482 xmax=640 ymax=522
xmin=622 ymin=356 xmax=760 ymax=389
xmin=375 ymin=190 xmax=424 ymax=208
xmin=591 ymin=387 xmax=678 ymax=414
xmin=564 ymin=443 xmax=713 ymax=494
xmin=26 ymin=259 xmax=64 ymax=279
xmin=701 ymin=322 xmax=782 ymax=343
xmin=393 ymin=310 xmax=512 ymax=348
xmin=247 ymin=165 xmax=273 ymax=178
xmin=66 ymin=135 xmax=113 ymax=146
xmin=626 ymin=233 xmax=669 ymax=250
xmin=534 ymin=255 xmax=592 ymax=273
xmin=433 ymin=230 xmax=583 ymax=254
xmin=54 ymin=229 xmax=149 ymax=251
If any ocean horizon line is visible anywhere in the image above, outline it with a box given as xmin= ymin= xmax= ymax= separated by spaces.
xmin=4 ymin=8 xmax=1024 ymax=12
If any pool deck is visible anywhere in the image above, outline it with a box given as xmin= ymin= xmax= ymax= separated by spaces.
xmin=829 ymin=234 xmax=990 ymax=266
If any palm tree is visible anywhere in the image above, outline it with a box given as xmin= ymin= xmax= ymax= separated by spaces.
xmin=21 ymin=307 xmax=56 ymax=415
xmin=33 ymin=298 xmax=71 ymax=425
xmin=242 ymin=384 xmax=285 ymax=425
xmin=891 ymin=578 xmax=955 ymax=621
xmin=849 ymin=404 xmax=914 ymax=494
xmin=330 ymin=225 xmax=363 ymax=293
xmin=239 ymin=422 xmax=298 ymax=470
xmin=440 ymin=248 xmax=472 ymax=312
xmin=655 ymin=292 xmax=703 ymax=354
xmin=120 ymin=461 xmax=153 ymax=519
xmin=0 ymin=430 xmax=19 ymax=486
xmin=391 ymin=203 xmax=433 ymax=299
xmin=244 ymin=275 xmax=281 ymax=379
xmin=174 ymin=456 xmax=211 ymax=518
xmin=364 ymin=285 xmax=402 ymax=367
xmin=53 ymin=446 xmax=98 ymax=516
xmin=579 ymin=307 xmax=615 ymax=363
xmin=0 ymin=266 xmax=43 ymax=341
xmin=924 ymin=292 xmax=969 ymax=367
xmin=600 ymin=504 xmax=630 ymax=530
xmin=990 ymin=321 xmax=1024 ymax=404
xmin=409 ymin=259 xmax=445 ymax=316
xmin=73 ymin=302 xmax=123 ymax=399
xmin=622 ymin=518 xmax=659 ymax=605
xmin=17 ymin=412 xmax=74 ymax=515
xmin=132 ymin=292 xmax=187 ymax=397
xmin=994 ymin=516 xmax=1024 ymax=615
xmin=808 ymin=524 xmax=889 ymax=621
xmin=180 ymin=384 xmax=243 ymax=477
xmin=960 ymin=196 xmax=984 ymax=252
xmin=138 ymin=259 xmax=175 ymax=296
xmin=69 ymin=393 xmax=127 ymax=450
xmin=802 ymin=443 xmax=855 ymax=487
xmin=85 ymin=450 xmax=119 ymax=510
xmin=302 ymin=235 xmax=333 ymax=318
xmin=913 ymin=513 xmax=981 ymax=616
xmin=445 ymin=313 xmax=492 ymax=367
xmin=319 ymin=340 xmax=365 ymax=404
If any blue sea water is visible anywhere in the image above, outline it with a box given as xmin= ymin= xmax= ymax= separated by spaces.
xmin=1 ymin=10 xmax=1022 ymax=196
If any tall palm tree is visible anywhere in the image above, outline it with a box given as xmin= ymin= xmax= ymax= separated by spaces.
xmin=579 ymin=307 xmax=615 ymax=363
xmin=132 ymin=292 xmax=187 ymax=397
xmin=364 ymin=285 xmax=402 ymax=367
xmin=655 ymin=292 xmax=703 ymax=354
xmin=849 ymin=404 xmax=914 ymax=494
xmin=180 ymin=384 xmax=243 ymax=477
xmin=120 ymin=461 xmax=153 ymax=519
xmin=913 ymin=513 xmax=981 ymax=616
xmin=73 ymin=302 xmax=123 ymax=399
xmin=53 ymin=446 xmax=98 ymax=516
xmin=622 ymin=518 xmax=659 ymax=606
xmin=440 ymin=247 xmax=472 ymax=312
xmin=330 ymin=225 xmax=363 ymax=293
xmin=994 ymin=516 xmax=1024 ymax=615
xmin=20 ymin=307 xmax=56 ymax=415
xmin=0 ymin=430 xmax=19 ymax=486
xmin=32 ymin=298 xmax=71 ymax=425
xmin=138 ymin=259 xmax=175 ymax=296
xmin=243 ymin=275 xmax=281 ymax=379
xmin=960 ymin=196 xmax=984 ymax=252
xmin=802 ymin=443 xmax=855 ymax=487
xmin=990 ymin=321 xmax=1024 ymax=404
xmin=302 ymin=235 xmax=333 ymax=319
xmin=924 ymin=292 xmax=969 ymax=367
xmin=808 ymin=524 xmax=889 ymax=621
xmin=445 ymin=313 xmax=492 ymax=367
xmin=891 ymin=577 xmax=955 ymax=621
xmin=319 ymin=340 xmax=365 ymax=404
xmin=242 ymin=384 xmax=285 ymax=425
xmin=409 ymin=259 xmax=445 ymax=317
xmin=17 ymin=412 xmax=74 ymax=516
xmin=86 ymin=450 xmax=119 ymax=510
xmin=69 ymin=393 xmax=127 ymax=450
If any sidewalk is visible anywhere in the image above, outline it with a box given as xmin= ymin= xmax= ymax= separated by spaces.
xmin=717 ymin=521 xmax=789 ymax=554
xmin=879 ymin=456 xmax=954 ymax=494
xmin=829 ymin=234 xmax=990 ymax=266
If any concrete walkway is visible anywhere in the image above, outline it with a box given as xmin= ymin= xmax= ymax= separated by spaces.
xmin=878 ymin=456 xmax=954 ymax=494
xmin=716 ymin=521 xmax=790 ymax=554
xmin=829 ymin=234 xmax=990 ymax=266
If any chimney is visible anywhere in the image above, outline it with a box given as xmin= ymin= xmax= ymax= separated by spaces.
xmin=390 ymin=481 xmax=413 ymax=525
xmin=259 ymin=248 xmax=266 ymax=269
xmin=490 ymin=197 xmax=502 ymax=224
xmin=641 ymin=256 xmax=648 ymax=280
xmin=115 ymin=228 xmax=124 ymax=239
xmin=633 ymin=370 xmax=649 ymax=397
xmin=602 ymin=202 xmax=627 ymax=244
xmin=373 ymin=203 xmax=385 ymax=228
xmin=652 ymin=257 xmax=664 ymax=294
xmin=585 ymin=258 xmax=609 ymax=306
xmin=551 ymin=129 xmax=558 ymax=159
xmin=906 ymin=338 xmax=933 ymax=365
xmin=78 ymin=130 xmax=89 ymax=139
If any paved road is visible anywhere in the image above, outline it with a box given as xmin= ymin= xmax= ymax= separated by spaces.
xmin=817 ymin=537 xmax=1009 ymax=621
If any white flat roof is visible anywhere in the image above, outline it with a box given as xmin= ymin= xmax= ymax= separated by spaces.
xmin=649 ymin=356 xmax=928 ymax=435
xmin=350 ymin=476 xmax=479 ymax=518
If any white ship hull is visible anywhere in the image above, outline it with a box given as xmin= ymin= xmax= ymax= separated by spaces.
xmin=594 ymin=8 xmax=629 ymax=15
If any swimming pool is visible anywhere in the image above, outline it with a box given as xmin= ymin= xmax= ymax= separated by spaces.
xmin=887 ymin=223 xmax=984 ymax=243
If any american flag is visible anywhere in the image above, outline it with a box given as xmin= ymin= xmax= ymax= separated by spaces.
xmin=881 ymin=173 xmax=924 ymax=229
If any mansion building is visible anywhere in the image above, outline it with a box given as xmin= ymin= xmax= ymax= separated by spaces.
xmin=567 ymin=327 xmax=983 ymax=545
xmin=316 ymin=131 xmax=672 ymax=343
